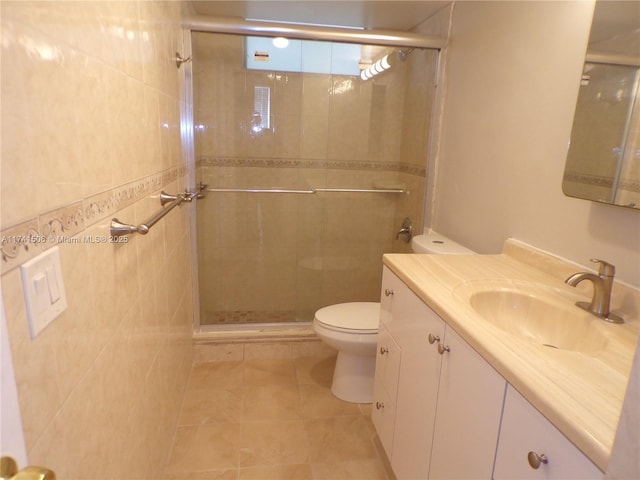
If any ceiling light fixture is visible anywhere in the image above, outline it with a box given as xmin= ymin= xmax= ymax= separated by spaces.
xmin=272 ymin=36 xmax=289 ymax=48
xmin=360 ymin=54 xmax=391 ymax=81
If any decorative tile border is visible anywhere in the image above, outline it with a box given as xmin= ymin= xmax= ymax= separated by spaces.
xmin=1 ymin=163 xmax=189 ymax=274
xmin=563 ymin=171 xmax=640 ymax=193
xmin=398 ymin=162 xmax=427 ymax=177
xmin=197 ymin=156 xmax=427 ymax=177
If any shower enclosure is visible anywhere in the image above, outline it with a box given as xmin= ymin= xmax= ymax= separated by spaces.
xmin=189 ymin=25 xmax=441 ymax=328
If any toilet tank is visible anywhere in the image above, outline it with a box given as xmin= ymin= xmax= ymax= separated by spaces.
xmin=411 ymin=230 xmax=475 ymax=254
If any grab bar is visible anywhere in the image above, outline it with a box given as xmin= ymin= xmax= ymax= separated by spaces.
xmin=110 ymin=190 xmax=197 ymax=237
xmin=205 ymin=187 xmax=406 ymax=194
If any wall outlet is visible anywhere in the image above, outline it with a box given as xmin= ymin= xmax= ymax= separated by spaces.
xmin=20 ymin=246 xmax=67 ymax=338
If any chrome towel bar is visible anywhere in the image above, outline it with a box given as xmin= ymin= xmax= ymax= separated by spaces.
xmin=110 ymin=191 xmax=197 ymax=237
xmin=207 ymin=188 xmax=316 ymax=194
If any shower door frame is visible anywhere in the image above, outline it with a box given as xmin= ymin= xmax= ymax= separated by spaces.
xmin=180 ymin=16 xmax=449 ymax=333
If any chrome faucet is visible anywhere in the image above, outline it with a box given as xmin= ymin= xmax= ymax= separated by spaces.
xmin=565 ymin=259 xmax=624 ymax=323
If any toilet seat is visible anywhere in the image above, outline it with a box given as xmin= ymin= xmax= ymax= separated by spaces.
xmin=314 ymin=302 xmax=379 ymax=334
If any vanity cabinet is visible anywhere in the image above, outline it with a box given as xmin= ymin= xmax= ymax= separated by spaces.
xmin=373 ymin=267 xmax=506 ymax=480
xmin=374 ymin=267 xmax=602 ymax=480
xmin=428 ymin=326 xmax=506 ymax=479
xmin=494 ymin=385 xmax=602 ymax=479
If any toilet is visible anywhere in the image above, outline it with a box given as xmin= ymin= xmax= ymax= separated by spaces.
xmin=313 ymin=230 xmax=474 ymax=403
xmin=411 ymin=229 xmax=476 ymax=255
xmin=313 ymin=302 xmax=380 ymax=403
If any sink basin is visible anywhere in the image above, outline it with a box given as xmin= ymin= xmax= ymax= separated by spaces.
xmin=455 ymin=281 xmax=609 ymax=354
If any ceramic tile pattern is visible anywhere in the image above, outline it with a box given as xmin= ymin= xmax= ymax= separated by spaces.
xmin=1 ymin=2 xmax=194 ymax=479
xmin=164 ymin=341 xmax=393 ymax=480
xmin=193 ymin=32 xmax=436 ymax=325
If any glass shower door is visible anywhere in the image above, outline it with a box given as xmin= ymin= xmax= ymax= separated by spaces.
xmin=192 ymin=32 xmax=438 ymax=327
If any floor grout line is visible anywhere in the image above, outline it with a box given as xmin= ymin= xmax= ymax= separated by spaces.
xmin=163 ymin=349 xmax=392 ymax=480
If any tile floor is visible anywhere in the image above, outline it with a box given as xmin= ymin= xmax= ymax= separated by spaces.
xmin=163 ymin=341 xmax=393 ymax=480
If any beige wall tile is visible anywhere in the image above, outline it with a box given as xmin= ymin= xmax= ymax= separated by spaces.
xmin=1 ymin=3 xmax=192 ymax=479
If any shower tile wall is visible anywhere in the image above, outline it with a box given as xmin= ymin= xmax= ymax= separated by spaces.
xmin=563 ymin=63 xmax=640 ymax=206
xmin=1 ymin=2 xmax=193 ymax=479
xmin=194 ymin=33 xmax=436 ymax=324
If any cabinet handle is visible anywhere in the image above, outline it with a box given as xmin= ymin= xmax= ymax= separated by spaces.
xmin=437 ymin=343 xmax=450 ymax=355
xmin=428 ymin=333 xmax=440 ymax=344
xmin=379 ymin=347 xmax=389 ymax=355
xmin=376 ymin=401 xmax=385 ymax=410
xmin=384 ymin=288 xmax=394 ymax=297
xmin=527 ymin=451 xmax=548 ymax=469
xmin=0 ymin=457 xmax=56 ymax=480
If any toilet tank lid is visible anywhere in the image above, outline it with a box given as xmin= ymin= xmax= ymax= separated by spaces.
xmin=411 ymin=231 xmax=475 ymax=254
xmin=315 ymin=302 xmax=380 ymax=330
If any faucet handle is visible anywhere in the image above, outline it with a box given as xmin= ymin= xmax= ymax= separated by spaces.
xmin=590 ymin=258 xmax=615 ymax=277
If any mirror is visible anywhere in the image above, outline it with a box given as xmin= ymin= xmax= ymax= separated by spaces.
xmin=563 ymin=1 xmax=640 ymax=209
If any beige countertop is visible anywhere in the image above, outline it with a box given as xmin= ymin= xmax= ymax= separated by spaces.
xmin=382 ymin=239 xmax=640 ymax=471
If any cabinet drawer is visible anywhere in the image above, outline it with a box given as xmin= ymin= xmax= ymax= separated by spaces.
xmin=494 ymin=386 xmax=602 ymax=480
xmin=380 ymin=266 xmax=405 ymax=327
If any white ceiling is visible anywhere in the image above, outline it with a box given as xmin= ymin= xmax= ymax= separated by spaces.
xmin=190 ymin=1 xmax=450 ymax=31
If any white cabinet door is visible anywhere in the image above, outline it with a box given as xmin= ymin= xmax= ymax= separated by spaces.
xmin=372 ymin=323 xmax=401 ymax=457
xmin=493 ymin=386 xmax=603 ymax=480
xmin=429 ymin=327 xmax=507 ymax=480
xmin=391 ymin=284 xmax=446 ymax=480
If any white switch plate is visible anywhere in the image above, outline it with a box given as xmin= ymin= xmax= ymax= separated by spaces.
xmin=20 ymin=246 xmax=67 ymax=338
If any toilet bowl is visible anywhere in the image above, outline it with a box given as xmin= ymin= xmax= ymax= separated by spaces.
xmin=313 ymin=230 xmax=475 ymax=404
xmin=313 ymin=302 xmax=380 ymax=403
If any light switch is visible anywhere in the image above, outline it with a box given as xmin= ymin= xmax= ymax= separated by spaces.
xmin=45 ymin=265 xmax=60 ymax=303
xmin=32 ymin=272 xmax=49 ymax=313
xmin=33 ymin=273 xmax=47 ymax=297
xmin=20 ymin=246 xmax=67 ymax=338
